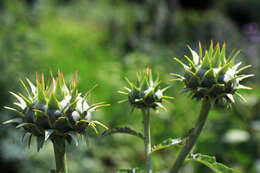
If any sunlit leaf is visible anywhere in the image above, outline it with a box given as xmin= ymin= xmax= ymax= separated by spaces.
xmin=187 ymin=153 xmax=236 ymax=173
xmin=117 ymin=168 xmax=143 ymax=173
xmin=151 ymin=138 xmax=183 ymax=153
xmin=103 ymin=127 xmax=144 ymax=140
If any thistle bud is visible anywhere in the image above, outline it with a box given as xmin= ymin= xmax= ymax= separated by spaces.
xmin=171 ymin=41 xmax=254 ymax=105
xmin=118 ymin=68 xmax=173 ymax=111
xmin=3 ymin=70 xmax=109 ymax=151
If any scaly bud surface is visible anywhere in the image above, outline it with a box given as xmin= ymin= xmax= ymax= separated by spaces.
xmin=118 ymin=68 xmax=173 ymax=111
xmin=171 ymin=41 xmax=254 ymax=105
xmin=3 ymin=70 xmax=109 ymax=150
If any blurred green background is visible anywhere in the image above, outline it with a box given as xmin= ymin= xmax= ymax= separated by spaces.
xmin=0 ymin=0 xmax=259 ymax=172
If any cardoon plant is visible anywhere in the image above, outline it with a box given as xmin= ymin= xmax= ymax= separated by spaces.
xmin=169 ymin=42 xmax=254 ymax=173
xmin=117 ymin=68 xmax=174 ymax=173
xmin=3 ymin=70 xmax=109 ymax=173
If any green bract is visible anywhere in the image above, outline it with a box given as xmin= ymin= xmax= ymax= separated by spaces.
xmin=3 ymin=70 xmax=109 ymax=150
xmin=171 ymin=41 xmax=254 ymax=104
xmin=118 ymin=68 xmax=173 ymax=111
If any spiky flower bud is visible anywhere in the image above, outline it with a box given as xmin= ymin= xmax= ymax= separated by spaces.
xmin=171 ymin=41 xmax=254 ymax=105
xmin=118 ymin=68 xmax=173 ymax=111
xmin=3 ymin=70 xmax=109 ymax=151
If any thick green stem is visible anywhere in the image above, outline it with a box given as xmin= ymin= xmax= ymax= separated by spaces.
xmin=169 ymin=98 xmax=211 ymax=173
xmin=52 ymin=136 xmax=68 ymax=173
xmin=142 ymin=109 xmax=153 ymax=173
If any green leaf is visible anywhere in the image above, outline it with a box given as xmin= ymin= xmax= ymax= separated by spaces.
xmin=235 ymin=84 xmax=252 ymax=90
xmin=226 ymin=94 xmax=235 ymax=103
xmin=173 ymin=57 xmax=189 ymax=70
xmin=187 ymin=46 xmax=199 ymax=65
xmin=26 ymin=78 xmax=37 ymax=96
xmin=36 ymin=78 xmax=47 ymax=105
xmin=199 ymin=41 xmax=203 ymax=60
xmin=4 ymin=106 xmax=24 ymax=117
xmin=18 ymin=93 xmax=32 ymax=106
xmin=89 ymin=122 xmax=98 ymax=134
xmin=151 ymin=138 xmax=183 ymax=153
xmin=9 ymin=92 xmax=26 ymax=109
xmin=201 ymin=51 xmax=211 ymax=69
xmin=187 ymin=153 xmax=236 ymax=173
xmin=16 ymin=123 xmax=36 ymax=129
xmin=212 ymin=43 xmax=220 ymax=66
xmin=103 ymin=127 xmax=144 ymax=140
xmin=220 ymin=43 xmax=226 ymax=65
xmin=19 ymin=79 xmax=30 ymax=98
xmin=117 ymin=168 xmax=143 ymax=173
xmin=47 ymin=93 xmax=61 ymax=110
xmin=236 ymin=65 xmax=252 ymax=74
xmin=16 ymin=123 xmax=42 ymax=135
xmin=91 ymin=121 xmax=109 ymax=130
xmin=2 ymin=118 xmax=23 ymax=125
xmin=208 ymin=41 xmax=214 ymax=58
xmin=184 ymin=55 xmax=197 ymax=71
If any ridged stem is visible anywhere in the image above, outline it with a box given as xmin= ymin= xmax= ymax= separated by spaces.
xmin=142 ymin=108 xmax=153 ymax=173
xmin=52 ymin=136 xmax=68 ymax=173
xmin=169 ymin=98 xmax=211 ymax=173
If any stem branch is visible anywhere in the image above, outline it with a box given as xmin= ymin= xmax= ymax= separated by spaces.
xmin=169 ymin=98 xmax=211 ymax=173
xmin=142 ymin=109 xmax=153 ymax=173
xmin=52 ymin=136 xmax=68 ymax=173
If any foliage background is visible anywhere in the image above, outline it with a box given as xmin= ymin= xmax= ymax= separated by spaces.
xmin=0 ymin=0 xmax=259 ymax=172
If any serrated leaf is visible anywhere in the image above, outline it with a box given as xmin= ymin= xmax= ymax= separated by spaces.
xmin=103 ymin=127 xmax=144 ymax=140
xmin=187 ymin=153 xmax=236 ymax=173
xmin=2 ymin=118 xmax=23 ymax=125
xmin=151 ymin=138 xmax=183 ymax=153
xmin=117 ymin=168 xmax=143 ymax=173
